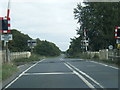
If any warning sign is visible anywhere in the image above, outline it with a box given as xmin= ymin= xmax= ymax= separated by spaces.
xmin=0 ymin=34 xmax=12 ymax=41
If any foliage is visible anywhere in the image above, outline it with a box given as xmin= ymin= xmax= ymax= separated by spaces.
xmin=67 ymin=37 xmax=82 ymax=57
xmin=67 ymin=2 xmax=120 ymax=57
xmin=8 ymin=29 xmax=61 ymax=56
xmin=8 ymin=29 xmax=31 ymax=52
xmin=13 ymin=54 xmax=45 ymax=66
xmin=34 ymin=40 xmax=61 ymax=56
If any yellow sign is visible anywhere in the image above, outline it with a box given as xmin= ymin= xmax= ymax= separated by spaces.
xmin=117 ymin=44 xmax=120 ymax=49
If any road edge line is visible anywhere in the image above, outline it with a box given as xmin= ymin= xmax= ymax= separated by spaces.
xmin=4 ymin=59 xmax=45 ymax=89
xmin=90 ymin=61 xmax=119 ymax=70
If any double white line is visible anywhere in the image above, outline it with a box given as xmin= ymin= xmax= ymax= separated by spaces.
xmin=60 ymin=59 xmax=104 ymax=90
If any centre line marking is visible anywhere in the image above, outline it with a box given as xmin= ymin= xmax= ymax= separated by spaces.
xmin=64 ymin=63 xmax=96 ymax=90
xmin=23 ymin=72 xmax=74 ymax=75
xmin=66 ymin=62 xmax=104 ymax=88
xmin=61 ymin=58 xmax=104 ymax=88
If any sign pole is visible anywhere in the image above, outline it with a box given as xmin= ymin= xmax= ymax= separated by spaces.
xmin=4 ymin=0 xmax=11 ymax=63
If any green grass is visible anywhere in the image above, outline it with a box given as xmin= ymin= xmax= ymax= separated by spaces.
xmin=13 ymin=54 xmax=45 ymax=66
xmin=2 ymin=63 xmax=18 ymax=81
xmin=0 ymin=66 xmax=2 ymax=82
xmin=1 ymin=54 xmax=45 ymax=81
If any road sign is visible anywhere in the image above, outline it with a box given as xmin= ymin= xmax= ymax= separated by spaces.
xmin=28 ymin=39 xmax=37 ymax=48
xmin=0 ymin=34 xmax=12 ymax=41
xmin=116 ymin=39 xmax=120 ymax=44
xmin=109 ymin=45 xmax=113 ymax=50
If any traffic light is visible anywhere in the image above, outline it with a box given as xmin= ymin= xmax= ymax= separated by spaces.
xmin=0 ymin=17 xmax=10 ymax=33
xmin=115 ymin=27 xmax=120 ymax=39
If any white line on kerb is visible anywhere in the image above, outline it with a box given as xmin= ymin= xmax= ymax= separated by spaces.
xmin=90 ymin=61 xmax=119 ymax=70
xmin=66 ymin=62 xmax=104 ymax=88
xmin=4 ymin=59 xmax=45 ymax=89
xmin=23 ymin=72 xmax=74 ymax=75
xmin=64 ymin=63 xmax=96 ymax=90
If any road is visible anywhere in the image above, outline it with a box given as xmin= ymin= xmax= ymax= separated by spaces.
xmin=3 ymin=56 xmax=119 ymax=89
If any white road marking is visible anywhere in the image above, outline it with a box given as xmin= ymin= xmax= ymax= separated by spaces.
xmin=17 ymin=64 xmax=26 ymax=69
xmin=61 ymin=58 xmax=104 ymax=89
xmin=66 ymin=62 xmax=104 ymax=88
xmin=90 ymin=61 xmax=119 ymax=70
xmin=23 ymin=72 xmax=74 ymax=75
xmin=4 ymin=59 xmax=45 ymax=89
xmin=64 ymin=63 xmax=96 ymax=90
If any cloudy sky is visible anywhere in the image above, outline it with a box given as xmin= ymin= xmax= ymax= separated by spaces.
xmin=0 ymin=0 xmax=84 ymax=51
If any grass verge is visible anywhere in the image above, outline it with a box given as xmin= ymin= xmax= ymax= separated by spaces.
xmin=1 ymin=54 xmax=45 ymax=81
xmin=13 ymin=54 xmax=45 ymax=66
xmin=2 ymin=63 xmax=18 ymax=81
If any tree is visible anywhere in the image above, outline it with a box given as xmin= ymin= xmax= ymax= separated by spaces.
xmin=34 ymin=40 xmax=61 ymax=56
xmin=74 ymin=2 xmax=120 ymax=51
xmin=8 ymin=29 xmax=31 ymax=52
xmin=67 ymin=2 xmax=120 ymax=57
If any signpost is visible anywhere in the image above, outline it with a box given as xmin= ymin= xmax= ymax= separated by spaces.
xmin=0 ymin=0 xmax=12 ymax=63
xmin=114 ymin=27 xmax=120 ymax=56
xmin=28 ymin=40 xmax=37 ymax=53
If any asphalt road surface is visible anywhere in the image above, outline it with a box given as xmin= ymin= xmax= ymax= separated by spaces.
xmin=3 ymin=55 xmax=119 ymax=90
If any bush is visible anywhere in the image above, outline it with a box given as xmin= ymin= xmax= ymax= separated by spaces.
xmin=93 ymin=53 xmax=99 ymax=59
xmin=34 ymin=40 xmax=61 ymax=56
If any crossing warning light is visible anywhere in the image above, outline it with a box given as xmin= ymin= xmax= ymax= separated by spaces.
xmin=115 ymin=27 xmax=120 ymax=39
xmin=0 ymin=17 xmax=11 ymax=33
xmin=0 ymin=0 xmax=11 ymax=34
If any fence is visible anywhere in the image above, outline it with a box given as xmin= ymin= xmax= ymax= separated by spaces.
xmin=1 ymin=51 xmax=31 ymax=63
xmin=86 ymin=49 xmax=120 ymax=60
xmin=10 ymin=52 xmax=31 ymax=61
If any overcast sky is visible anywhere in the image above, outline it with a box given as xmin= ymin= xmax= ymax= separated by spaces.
xmin=0 ymin=0 xmax=83 ymax=51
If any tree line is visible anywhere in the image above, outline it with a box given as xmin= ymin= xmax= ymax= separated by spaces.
xmin=8 ymin=29 xmax=61 ymax=56
xmin=67 ymin=2 xmax=120 ymax=57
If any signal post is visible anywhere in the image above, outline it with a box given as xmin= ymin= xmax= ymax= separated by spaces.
xmin=0 ymin=0 xmax=12 ymax=63
xmin=114 ymin=27 xmax=120 ymax=56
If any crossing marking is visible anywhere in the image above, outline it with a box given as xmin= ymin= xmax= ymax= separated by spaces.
xmin=23 ymin=72 xmax=74 ymax=75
